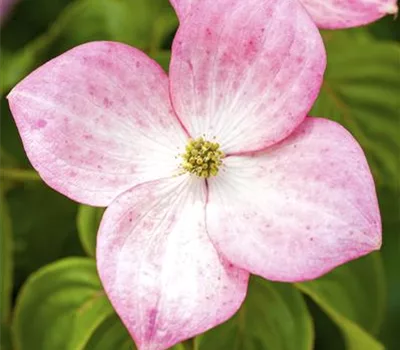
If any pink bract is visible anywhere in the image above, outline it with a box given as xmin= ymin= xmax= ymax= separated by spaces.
xmin=7 ymin=0 xmax=381 ymax=349
xmin=171 ymin=0 xmax=398 ymax=29
xmin=299 ymin=0 xmax=398 ymax=28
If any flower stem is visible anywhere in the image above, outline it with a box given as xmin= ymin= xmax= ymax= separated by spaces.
xmin=0 ymin=168 xmax=41 ymax=182
xmin=192 ymin=337 xmax=200 ymax=350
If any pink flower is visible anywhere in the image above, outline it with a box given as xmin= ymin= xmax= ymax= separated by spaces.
xmin=299 ymin=0 xmax=398 ymax=28
xmin=7 ymin=0 xmax=381 ymax=349
xmin=171 ymin=0 xmax=398 ymax=29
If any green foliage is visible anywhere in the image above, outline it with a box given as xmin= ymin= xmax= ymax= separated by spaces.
xmin=7 ymin=182 xmax=82 ymax=290
xmin=198 ymin=277 xmax=313 ymax=350
xmin=312 ymin=29 xmax=400 ymax=186
xmin=77 ymin=205 xmax=105 ymax=258
xmin=12 ymin=258 xmax=133 ymax=350
xmin=0 ymin=147 xmax=18 ymax=169
xmin=0 ymin=194 xmax=13 ymax=323
xmin=0 ymin=323 xmax=13 ymax=350
xmin=11 ymin=257 xmax=203 ymax=350
xmin=378 ymin=185 xmax=400 ymax=349
xmin=84 ymin=313 xmax=134 ymax=350
xmin=0 ymin=0 xmax=177 ymax=95
xmin=1 ymin=99 xmax=30 ymax=166
xmin=309 ymin=26 xmax=399 ymax=349
xmin=0 ymin=0 xmax=398 ymax=349
xmin=296 ymin=254 xmax=385 ymax=349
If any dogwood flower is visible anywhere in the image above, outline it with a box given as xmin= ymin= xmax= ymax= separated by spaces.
xmin=8 ymin=0 xmax=381 ymax=349
xmin=171 ymin=0 xmax=398 ymax=29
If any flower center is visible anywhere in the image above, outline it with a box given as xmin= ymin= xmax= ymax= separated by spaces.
xmin=181 ymin=137 xmax=224 ymax=178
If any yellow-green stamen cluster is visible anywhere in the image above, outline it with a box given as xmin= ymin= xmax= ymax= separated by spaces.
xmin=181 ymin=137 xmax=224 ymax=178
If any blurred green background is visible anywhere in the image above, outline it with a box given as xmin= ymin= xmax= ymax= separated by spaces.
xmin=0 ymin=1 xmax=399 ymax=349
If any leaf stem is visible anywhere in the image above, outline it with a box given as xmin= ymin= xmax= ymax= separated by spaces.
xmin=0 ymin=168 xmax=41 ymax=182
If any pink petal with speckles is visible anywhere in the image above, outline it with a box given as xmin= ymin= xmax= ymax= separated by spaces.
xmin=97 ymin=175 xmax=249 ymax=350
xmin=169 ymin=0 xmax=325 ymax=154
xmin=8 ymin=41 xmax=187 ymax=206
xmin=299 ymin=0 xmax=398 ymax=29
xmin=206 ymin=118 xmax=381 ymax=282
xmin=169 ymin=0 xmax=398 ymax=29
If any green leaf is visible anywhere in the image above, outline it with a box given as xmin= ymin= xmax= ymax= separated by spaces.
xmin=367 ymin=16 xmax=400 ymax=42
xmin=12 ymin=257 xmax=133 ymax=350
xmin=0 ymin=0 xmax=83 ymax=96
xmin=1 ymin=99 xmax=30 ymax=167
xmin=84 ymin=313 xmax=134 ymax=350
xmin=296 ymin=253 xmax=385 ymax=350
xmin=0 ymin=193 xmax=13 ymax=323
xmin=0 ymin=147 xmax=19 ymax=169
xmin=0 ymin=147 xmax=20 ymax=193
xmin=311 ymin=30 xmax=400 ymax=186
xmin=49 ymin=0 xmax=177 ymax=54
xmin=306 ymin=297 xmax=345 ymax=350
xmin=151 ymin=50 xmax=172 ymax=72
xmin=1 ymin=0 xmax=71 ymax=51
xmin=197 ymin=277 xmax=313 ymax=350
xmin=77 ymin=205 xmax=105 ymax=258
xmin=0 ymin=145 xmax=16 ymax=193
xmin=1 ymin=322 xmax=13 ymax=350
xmin=171 ymin=343 xmax=189 ymax=350
xmin=12 ymin=257 xmax=194 ymax=350
xmin=378 ymin=185 xmax=400 ymax=349
xmin=85 ymin=312 xmax=188 ymax=350
xmin=6 ymin=182 xmax=83 ymax=290
xmin=1 ymin=0 xmax=178 ymax=95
